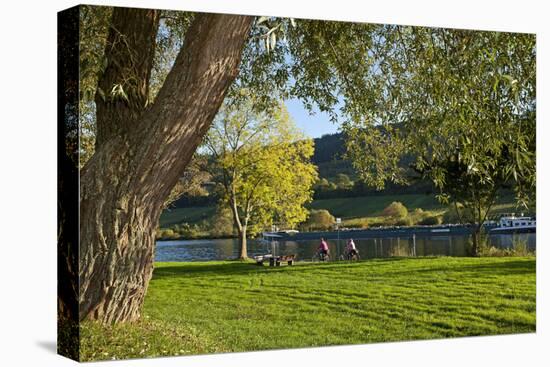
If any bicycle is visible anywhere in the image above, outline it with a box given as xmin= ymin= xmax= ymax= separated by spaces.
xmin=340 ymin=249 xmax=361 ymax=261
xmin=311 ymin=251 xmax=331 ymax=262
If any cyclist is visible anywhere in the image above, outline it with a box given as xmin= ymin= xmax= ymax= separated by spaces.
xmin=318 ymin=237 xmax=330 ymax=261
xmin=345 ymin=238 xmax=359 ymax=260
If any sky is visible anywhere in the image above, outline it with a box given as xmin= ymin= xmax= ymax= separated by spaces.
xmin=285 ymin=98 xmax=341 ymax=138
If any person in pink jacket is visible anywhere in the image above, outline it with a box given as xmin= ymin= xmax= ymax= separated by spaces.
xmin=318 ymin=238 xmax=330 ymax=260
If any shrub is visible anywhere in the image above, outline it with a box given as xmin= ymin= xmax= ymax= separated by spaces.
xmin=512 ymin=236 xmax=531 ymax=256
xmin=158 ymin=228 xmax=177 ymax=239
xmin=394 ymin=216 xmax=413 ymax=226
xmin=382 ymin=201 xmax=408 ymax=219
xmin=478 ymin=246 xmax=507 ymax=257
xmin=343 ymin=217 xmax=369 ymax=229
xmin=413 ymin=208 xmax=425 ymax=216
xmin=369 ymin=221 xmax=385 ymax=228
xmin=180 ymin=224 xmax=202 ymax=238
xmin=478 ymin=243 xmax=534 ymax=257
xmin=303 ymin=209 xmax=336 ymax=231
xmin=419 ymin=215 xmax=443 ymax=225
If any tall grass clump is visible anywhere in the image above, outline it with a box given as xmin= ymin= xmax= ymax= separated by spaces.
xmin=478 ymin=235 xmax=534 ymax=257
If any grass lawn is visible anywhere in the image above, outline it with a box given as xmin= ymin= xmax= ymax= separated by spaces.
xmin=80 ymin=256 xmax=536 ymax=361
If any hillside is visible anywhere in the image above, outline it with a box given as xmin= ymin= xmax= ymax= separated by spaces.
xmin=311 ymin=133 xmax=353 ymax=179
xmin=160 ymin=193 xmax=443 ymax=228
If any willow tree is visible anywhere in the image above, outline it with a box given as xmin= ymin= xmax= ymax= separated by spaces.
xmin=204 ymin=100 xmax=317 ymax=259
xmin=61 ymin=7 xmax=253 ymax=325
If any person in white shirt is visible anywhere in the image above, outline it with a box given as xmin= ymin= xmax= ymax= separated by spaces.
xmin=345 ymin=238 xmax=358 ymax=260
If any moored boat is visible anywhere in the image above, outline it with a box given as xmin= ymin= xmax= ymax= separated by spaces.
xmin=489 ymin=215 xmax=536 ymax=234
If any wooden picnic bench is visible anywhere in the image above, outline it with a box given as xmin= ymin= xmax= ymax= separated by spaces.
xmin=254 ymin=254 xmax=296 ymax=267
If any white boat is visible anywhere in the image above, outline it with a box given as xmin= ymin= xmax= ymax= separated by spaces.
xmin=489 ymin=215 xmax=536 ymax=234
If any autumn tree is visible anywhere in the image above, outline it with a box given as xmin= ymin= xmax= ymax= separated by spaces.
xmin=204 ymin=99 xmax=317 ymax=259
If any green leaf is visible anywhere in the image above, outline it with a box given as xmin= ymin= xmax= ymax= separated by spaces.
xmin=270 ymin=32 xmax=277 ymax=50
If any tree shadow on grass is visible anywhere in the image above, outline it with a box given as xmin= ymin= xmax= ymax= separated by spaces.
xmin=151 ymin=257 xmax=414 ymax=280
xmin=152 ymin=257 xmax=535 ymax=281
xmin=152 ymin=262 xmax=267 ymax=279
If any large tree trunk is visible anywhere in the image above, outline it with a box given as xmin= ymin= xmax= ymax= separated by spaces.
xmin=79 ymin=10 xmax=253 ymax=323
xmin=94 ymin=8 xmax=160 ymax=147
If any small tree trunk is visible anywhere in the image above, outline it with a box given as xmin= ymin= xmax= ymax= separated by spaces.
xmin=470 ymin=225 xmax=482 ymax=256
xmin=238 ymin=226 xmax=248 ymax=259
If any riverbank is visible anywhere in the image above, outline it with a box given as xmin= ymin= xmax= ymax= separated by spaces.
xmin=80 ymin=256 xmax=536 ymax=361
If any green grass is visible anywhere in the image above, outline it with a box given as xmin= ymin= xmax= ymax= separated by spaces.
xmin=80 ymin=257 xmax=536 ymax=361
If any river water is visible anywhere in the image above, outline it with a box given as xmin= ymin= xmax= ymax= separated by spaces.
xmin=155 ymin=232 xmax=536 ymax=262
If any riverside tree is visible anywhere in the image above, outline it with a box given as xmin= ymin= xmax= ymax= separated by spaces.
xmin=204 ymin=99 xmax=317 ymax=259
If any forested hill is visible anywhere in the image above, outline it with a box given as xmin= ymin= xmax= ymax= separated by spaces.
xmin=312 ymin=133 xmax=346 ymax=165
xmin=311 ymin=132 xmax=435 ymax=198
xmin=311 ymin=133 xmax=356 ymax=180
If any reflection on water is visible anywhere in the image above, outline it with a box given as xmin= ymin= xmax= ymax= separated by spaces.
xmin=155 ymin=233 xmax=536 ymax=262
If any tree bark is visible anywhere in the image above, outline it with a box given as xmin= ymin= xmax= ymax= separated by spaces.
xmin=229 ymin=194 xmax=249 ymax=259
xmin=470 ymin=224 xmax=483 ymax=256
xmin=94 ymin=8 xmax=160 ymax=147
xmin=79 ymin=11 xmax=253 ymax=323
xmin=238 ymin=226 xmax=248 ymax=260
